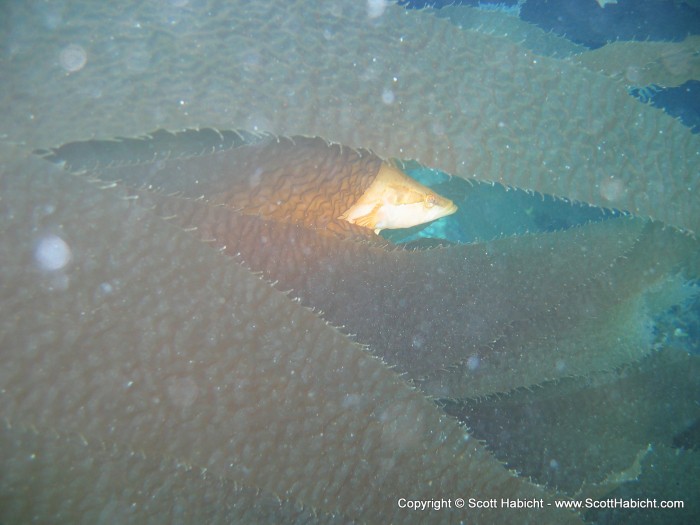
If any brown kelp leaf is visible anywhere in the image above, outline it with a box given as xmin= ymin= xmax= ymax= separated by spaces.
xmin=40 ymin=128 xmax=695 ymax=398
xmin=434 ymin=4 xmax=587 ymax=58
xmin=37 ymin=129 xmax=456 ymax=239
xmin=5 ymin=1 xmax=700 ymax=232
xmin=572 ymin=36 xmax=700 ymax=88
xmin=0 ymin=423 xmax=352 ymax=524
xmin=38 ymin=130 xmax=699 ymax=399
xmin=0 ymin=151 xmax=581 ymax=523
xmin=36 ymin=129 xmax=383 ymax=239
xmin=443 ymin=349 xmax=700 ymax=496
xmin=584 ymin=445 xmax=700 ymax=524
xmin=134 ymin=186 xmax=663 ymax=397
xmin=420 ymin=221 xmax=700 ymax=398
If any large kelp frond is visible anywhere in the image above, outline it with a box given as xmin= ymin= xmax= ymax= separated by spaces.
xmin=0 ymin=422 xmax=351 ymax=524
xmin=0 ymin=151 xmax=581 ymax=524
xmin=419 ymin=221 xmax=700 ymax=398
xmin=5 ymin=0 xmax=700 ymax=232
xmin=33 ymin=128 xmax=270 ymax=171
xmin=443 ymin=349 xmax=700 ymax=502
xmin=38 ymin=130 xmax=383 ymax=239
xmin=585 ymin=445 xmax=700 ymax=524
xmin=132 ymin=186 xmax=697 ymax=399
xmin=434 ymin=4 xmax=587 ymax=58
xmin=573 ymin=36 xmax=700 ymax=88
xmin=37 ymin=129 xmax=699 ymax=399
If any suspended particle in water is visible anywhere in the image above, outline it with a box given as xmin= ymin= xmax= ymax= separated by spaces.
xmin=367 ymin=0 xmax=388 ymax=19
xmin=466 ymin=355 xmax=480 ymax=371
xmin=382 ymin=88 xmax=395 ymax=105
xmin=59 ymin=44 xmax=87 ymax=73
xmin=600 ymin=177 xmax=626 ymax=203
xmin=34 ymin=234 xmax=72 ymax=272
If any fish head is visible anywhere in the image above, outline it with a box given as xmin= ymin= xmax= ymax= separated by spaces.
xmin=340 ymin=163 xmax=457 ymax=234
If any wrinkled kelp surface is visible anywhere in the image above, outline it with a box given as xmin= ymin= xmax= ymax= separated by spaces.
xmin=0 ymin=145 xmax=583 ymax=524
xmin=1 ymin=0 xmax=699 ymax=523
xmin=5 ymin=127 xmax=695 ymax=523
xmin=3 ymin=1 xmax=699 ymax=231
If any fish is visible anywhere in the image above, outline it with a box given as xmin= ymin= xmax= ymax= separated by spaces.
xmin=338 ymin=162 xmax=457 ymax=234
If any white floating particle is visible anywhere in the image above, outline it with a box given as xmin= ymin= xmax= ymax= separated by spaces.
xmin=381 ymin=88 xmax=395 ymax=105
xmin=367 ymin=0 xmax=387 ymax=19
xmin=59 ymin=44 xmax=87 ymax=73
xmin=600 ymin=178 xmax=626 ymax=202
xmin=34 ymin=234 xmax=72 ymax=271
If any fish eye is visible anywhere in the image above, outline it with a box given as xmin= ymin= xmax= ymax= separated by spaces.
xmin=425 ymin=194 xmax=436 ymax=208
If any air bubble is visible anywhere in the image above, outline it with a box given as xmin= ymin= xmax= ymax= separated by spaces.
xmin=59 ymin=44 xmax=87 ymax=73
xmin=34 ymin=234 xmax=72 ymax=272
xmin=382 ymin=88 xmax=395 ymax=105
xmin=600 ymin=178 xmax=626 ymax=202
xmin=467 ymin=355 xmax=480 ymax=371
xmin=367 ymin=0 xmax=387 ymax=19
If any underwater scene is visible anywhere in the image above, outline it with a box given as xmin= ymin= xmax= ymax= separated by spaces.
xmin=1 ymin=1 xmax=699 ymax=524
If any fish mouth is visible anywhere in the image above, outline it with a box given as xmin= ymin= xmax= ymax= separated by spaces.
xmin=441 ymin=201 xmax=458 ymax=218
